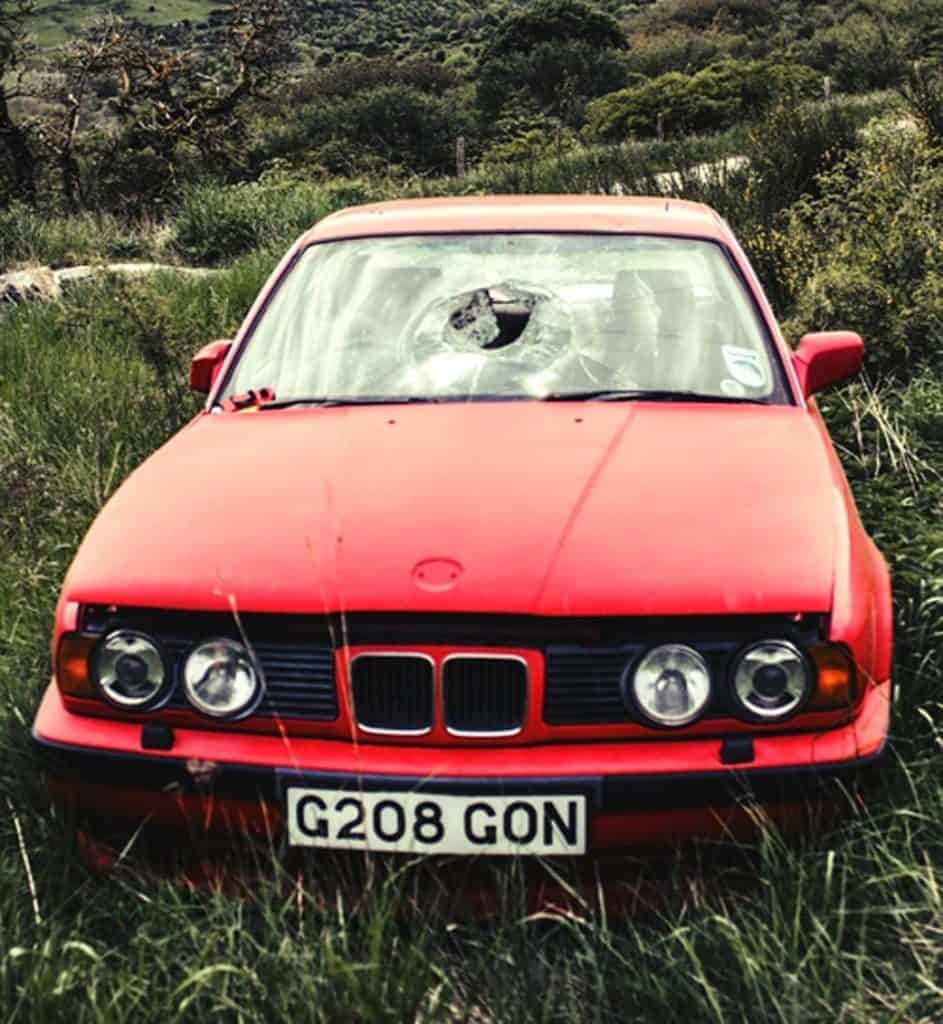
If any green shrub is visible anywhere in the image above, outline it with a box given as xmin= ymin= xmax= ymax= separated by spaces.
xmin=587 ymin=58 xmax=820 ymax=141
xmin=476 ymin=0 xmax=627 ymax=125
xmin=649 ymin=0 xmax=775 ymax=33
xmin=253 ymin=83 xmax=476 ymax=178
xmin=622 ymin=25 xmax=747 ymax=78
xmin=0 ymin=204 xmax=162 ymax=272
xmin=172 ymin=179 xmax=336 ymax=266
xmin=781 ymin=120 xmax=943 ymax=375
xmin=801 ymin=14 xmax=908 ymax=93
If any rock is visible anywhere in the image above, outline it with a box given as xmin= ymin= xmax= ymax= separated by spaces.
xmin=0 ymin=266 xmax=62 ymax=305
xmin=55 ymin=262 xmax=214 ymax=292
xmin=0 ymin=261 xmax=216 ymax=308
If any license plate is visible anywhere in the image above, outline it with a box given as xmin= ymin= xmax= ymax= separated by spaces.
xmin=285 ymin=788 xmax=587 ymax=855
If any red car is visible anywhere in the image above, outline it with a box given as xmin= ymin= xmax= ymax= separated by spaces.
xmin=33 ymin=196 xmax=892 ymax=857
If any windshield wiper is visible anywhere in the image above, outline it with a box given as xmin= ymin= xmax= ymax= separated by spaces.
xmin=255 ymin=394 xmax=534 ymax=410
xmin=256 ymin=395 xmax=458 ymax=410
xmin=536 ymin=388 xmax=768 ymax=404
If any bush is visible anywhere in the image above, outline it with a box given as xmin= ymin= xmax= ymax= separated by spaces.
xmin=171 ymin=176 xmax=391 ymax=266
xmin=172 ymin=180 xmax=323 ymax=265
xmin=289 ymin=56 xmax=458 ymax=103
xmin=587 ymin=58 xmax=821 ymax=141
xmin=253 ymin=83 xmax=476 ymax=177
xmin=803 ymin=16 xmax=905 ymax=93
xmin=0 ymin=203 xmax=163 ymax=271
xmin=476 ymin=0 xmax=627 ymax=124
xmin=647 ymin=0 xmax=775 ymax=33
xmin=780 ymin=120 xmax=943 ymax=375
xmin=622 ymin=26 xmax=747 ymax=78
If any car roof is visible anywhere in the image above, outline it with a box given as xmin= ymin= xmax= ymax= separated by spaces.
xmin=302 ymin=195 xmax=732 ymax=246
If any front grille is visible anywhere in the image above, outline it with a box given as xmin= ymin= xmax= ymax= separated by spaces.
xmin=442 ymin=656 xmax=528 ymax=735
xmin=351 ymin=654 xmax=434 ymax=733
xmin=165 ymin=640 xmax=338 ymax=720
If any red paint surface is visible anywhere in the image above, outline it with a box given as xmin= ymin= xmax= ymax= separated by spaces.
xmin=62 ymin=404 xmax=840 ymax=617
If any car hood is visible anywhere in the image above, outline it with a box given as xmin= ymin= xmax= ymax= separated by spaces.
xmin=65 ymin=403 xmax=840 ymax=617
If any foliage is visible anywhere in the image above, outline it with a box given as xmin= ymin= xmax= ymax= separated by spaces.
xmin=172 ymin=175 xmax=387 ymax=265
xmin=903 ymin=57 xmax=943 ymax=145
xmin=642 ymin=0 xmax=775 ymax=34
xmin=799 ymin=10 xmax=908 ymax=93
xmin=0 ymin=0 xmax=295 ymax=214
xmin=0 ymin=202 xmax=165 ymax=268
xmin=781 ymin=120 xmax=943 ymax=377
xmin=0 ymin=0 xmax=38 ymax=203
xmin=482 ymin=0 xmax=624 ymax=61
xmin=253 ymin=80 xmax=475 ymax=178
xmin=587 ymin=58 xmax=821 ymax=141
xmin=290 ymin=56 xmax=458 ymax=102
xmin=477 ymin=0 xmax=627 ymax=126
xmin=621 ymin=24 xmax=748 ymax=79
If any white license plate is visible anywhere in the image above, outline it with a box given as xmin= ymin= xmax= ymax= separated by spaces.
xmin=285 ymin=788 xmax=587 ymax=856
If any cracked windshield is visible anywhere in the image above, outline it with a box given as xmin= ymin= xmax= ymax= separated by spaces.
xmin=224 ymin=233 xmax=781 ymax=403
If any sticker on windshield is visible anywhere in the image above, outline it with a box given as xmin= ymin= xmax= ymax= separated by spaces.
xmin=722 ymin=346 xmax=767 ymax=390
xmin=720 ymin=378 xmax=747 ymax=397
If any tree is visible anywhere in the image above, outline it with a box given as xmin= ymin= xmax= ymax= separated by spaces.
xmin=106 ymin=0 xmax=292 ymax=185
xmin=477 ymin=0 xmax=627 ymax=127
xmin=0 ymin=0 xmax=37 ymax=203
xmin=481 ymin=0 xmax=625 ymax=63
xmin=34 ymin=27 xmax=116 ymax=212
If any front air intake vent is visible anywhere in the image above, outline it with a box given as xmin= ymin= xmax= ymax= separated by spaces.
xmin=442 ymin=656 xmax=528 ymax=735
xmin=351 ymin=654 xmax=434 ymax=734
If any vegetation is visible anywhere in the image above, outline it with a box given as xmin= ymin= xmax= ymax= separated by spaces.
xmin=1 ymin=0 xmax=943 ymax=1020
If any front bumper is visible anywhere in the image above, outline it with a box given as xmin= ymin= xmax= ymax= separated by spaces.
xmin=33 ymin=680 xmax=890 ymax=849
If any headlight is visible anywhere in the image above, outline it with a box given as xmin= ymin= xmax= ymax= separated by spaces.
xmin=92 ymin=631 xmax=168 ymax=709
xmin=183 ymin=638 xmax=261 ymax=719
xmin=733 ymin=641 xmax=811 ymax=720
xmin=628 ymin=644 xmax=712 ymax=727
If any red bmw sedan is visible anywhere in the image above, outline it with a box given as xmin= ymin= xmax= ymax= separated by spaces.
xmin=33 ymin=196 xmax=892 ymax=857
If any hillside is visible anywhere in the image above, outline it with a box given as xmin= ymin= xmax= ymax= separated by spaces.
xmin=28 ymin=0 xmax=648 ymax=48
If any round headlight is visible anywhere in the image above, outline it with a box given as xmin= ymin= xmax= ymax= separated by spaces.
xmin=628 ymin=644 xmax=712 ymax=727
xmin=183 ymin=638 xmax=261 ymax=719
xmin=733 ymin=641 xmax=811 ymax=720
xmin=93 ymin=631 xmax=168 ymax=709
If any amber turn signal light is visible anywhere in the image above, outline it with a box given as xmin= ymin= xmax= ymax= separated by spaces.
xmin=807 ymin=645 xmax=857 ymax=710
xmin=55 ymin=633 xmax=98 ymax=699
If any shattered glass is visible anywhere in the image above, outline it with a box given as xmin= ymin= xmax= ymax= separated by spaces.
xmin=223 ymin=233 xmax=782 ymax=403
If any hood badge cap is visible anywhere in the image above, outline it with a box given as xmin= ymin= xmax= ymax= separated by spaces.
xmin=413 ymin=558 xmax=463 ymax=592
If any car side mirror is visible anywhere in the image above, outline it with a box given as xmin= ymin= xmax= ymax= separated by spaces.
xmin=189 ymin=339 xmax=233 ymax=394
xmin=792 ymin=331 xmax=863 ymax=399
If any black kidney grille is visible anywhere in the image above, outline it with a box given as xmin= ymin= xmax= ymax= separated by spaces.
xmin=351 ymin=655 xmax=434 ymax=733
xmin=165 ymin=640 xmax=337 ymax=720
xmin=544 ymin=642 xmax=737 ymax=725
xmin=442 ymin=657 xmax=528 ymax=734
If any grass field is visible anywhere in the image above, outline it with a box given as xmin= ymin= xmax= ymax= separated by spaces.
xmin=28 ymin=0 xmax=214 ymax=46
xmin=1 ymin=110 xmax=942 ymax=1019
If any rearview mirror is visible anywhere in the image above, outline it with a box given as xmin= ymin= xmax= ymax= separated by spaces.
xmin=792 ymin=331 xmax=863 ymax=399
xmin=189 ymin=339 xmax=233 ymax=394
